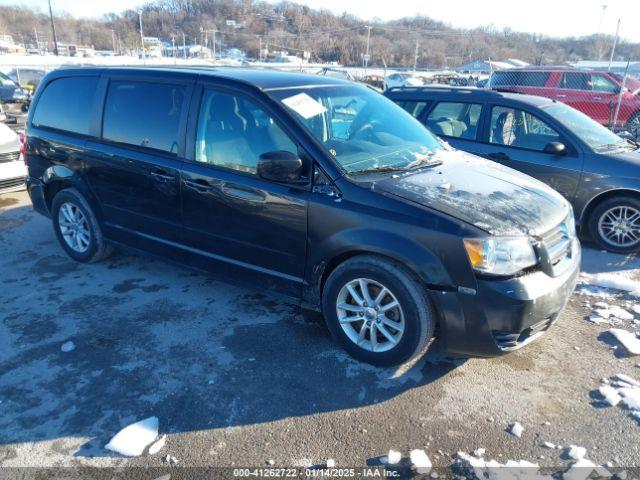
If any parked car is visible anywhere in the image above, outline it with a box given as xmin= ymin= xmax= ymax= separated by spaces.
xmin=6 ymin=67 xmax=48 ymax=94
xmin=386 ymin=86 xmax=640 ymax=253
xmin=385 ymin=72 xmax=425 ymax=89
xmin=0 ymin=71 xmax=30 ymax=103
xmin=0 ymin=122 xmax=26 ymax=193
xmin=25 ymin=68 xmax=579 ymax=366
xmin=488 ymin=67 xmax=640 ymax=138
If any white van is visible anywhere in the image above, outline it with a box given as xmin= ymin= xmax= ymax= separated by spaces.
xmin=0 ymin=123 xmax=26 ymax=193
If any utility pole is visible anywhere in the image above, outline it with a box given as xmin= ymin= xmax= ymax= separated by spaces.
xmin=33 ymin=27 xmax=39 ymax=51
xmin=47 ymin=0 xmax=59 ymax=56
xmin=183 ymin=32 xmax=187 ymax=59
xmin=608 ymin=17 xmax=621 ymax=71
xmin=259 ymin=36 xmax=262 ymax=62
xmin=413 ymin=40 xmax=419 ymax=72
xmin=110 ymin=29 xmax=116 ymax=54
xmin=138 ymin=10 xmax=146 ymax=63
xmin=363 ymin=25 xmax=372 ymax=76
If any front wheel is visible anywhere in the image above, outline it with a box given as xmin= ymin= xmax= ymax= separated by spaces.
xmin=322 ymin=255 xmax=435 ymax=366
xmin=589 ymin=195 xmax=640 ymax=254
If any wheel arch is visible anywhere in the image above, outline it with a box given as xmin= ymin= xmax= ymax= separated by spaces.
xmin=42 ymin=165 xmax=103 ymax=220
xmin=303 ymin=229 xmax=454 ymax=309
xmin=580 ymin=188 xmax=640 ymax=234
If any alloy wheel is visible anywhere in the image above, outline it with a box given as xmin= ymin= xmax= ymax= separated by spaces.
xmin=336 ymin=278 xmax=405 ymax=353
xmin=597 ymin=205 xmax=640 ymax=248
xmin=58 ymin=202 xmax=91 ymax=253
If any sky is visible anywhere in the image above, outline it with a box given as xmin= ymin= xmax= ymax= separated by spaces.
xmin=3 ymin=0 xmax=640 ymax=42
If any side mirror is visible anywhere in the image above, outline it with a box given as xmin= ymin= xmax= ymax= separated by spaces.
xmin=257 ymin=151 xmax=307 ymax=184
xmin=544 ymin=141 xmax=567 ymax=156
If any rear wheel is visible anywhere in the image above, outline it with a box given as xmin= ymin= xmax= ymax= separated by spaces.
xmin=322 ymin=255 xmax=435 ymax=366
xmin=51 ymin=188 xmax=112 ymax=263
xmin=589 ymin=195 xmax=640 ymax=254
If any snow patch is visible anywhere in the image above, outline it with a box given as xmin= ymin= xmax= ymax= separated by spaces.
xmin=508 ymin=422 xmax=524 ymax=438
xmin=581 ymin=273 xmax=640 ymax=296
xmin=104 ymin=417 xmax=159 ymax=457
xmin=608 ymin=329 xmax=640 ymax=355
xmin=566 ymin=445 xmax=587 ymax=460
xmin=409 ymin=449 xmax=431 ymax=474
xmin=148 ymin=435 xmax=166 ymax=455
xmin=386 ymin=450 xmax=402 ymax=465
xmin=594 ymin=374 xmax=640 ymax=422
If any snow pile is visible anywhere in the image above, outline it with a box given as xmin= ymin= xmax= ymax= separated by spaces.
xmin=456 ymin=452 xmax=547 ymax=480
xmin=508 ymin=422 xmax=524 ymax=438
xmin=104 ymin=417 xmax=160 ymax=456
xmin=409 ymin=449 xmax=431 ymax=474
xmin=581 ymin=273 xmax=640 ymax=297
xmin=595 ymin=374 xmax=640 ymax=423
xmin=586 ymin=301 xmax=637 ymax=326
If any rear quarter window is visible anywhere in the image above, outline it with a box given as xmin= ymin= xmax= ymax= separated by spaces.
xmin=491 ymin=71 xmax=550 ymax=87
xmin=31 ymin=76 xmax=99 ymax=135
xmin=102 ymin=81 xmax=186 ymax=154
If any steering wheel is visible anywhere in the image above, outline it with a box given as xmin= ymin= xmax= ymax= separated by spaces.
xmin=348 ymin=119 xmax=384 ymax=142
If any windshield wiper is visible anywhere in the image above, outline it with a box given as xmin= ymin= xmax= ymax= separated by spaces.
xmin=349 ymin=165 xmax=406 ymax=175
xmin=405 ymin=156 xmax=443 ymax=169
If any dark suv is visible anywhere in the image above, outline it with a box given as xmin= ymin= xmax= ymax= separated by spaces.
xmin=385 ymin=86 xmax=640 ymax=253
xmin=25 ymin=67 xmax=580 ymax=366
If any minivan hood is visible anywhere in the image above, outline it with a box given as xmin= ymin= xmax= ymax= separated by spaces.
xmin=370 ymin=150 xmax=569 ymax=237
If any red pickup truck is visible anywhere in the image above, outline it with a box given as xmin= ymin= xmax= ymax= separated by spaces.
xmin=489 ymin=67 xmax=640 ymax=136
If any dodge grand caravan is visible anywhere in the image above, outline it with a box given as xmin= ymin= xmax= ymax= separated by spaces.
xmin=25 ymin=67 xmax=581 ymax=366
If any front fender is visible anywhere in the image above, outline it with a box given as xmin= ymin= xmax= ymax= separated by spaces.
xmin=303 ymin=227 xmax=462 ymax=308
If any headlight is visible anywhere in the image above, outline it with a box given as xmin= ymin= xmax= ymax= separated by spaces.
xmin=463 ymin=236 xmax=538 ymax=276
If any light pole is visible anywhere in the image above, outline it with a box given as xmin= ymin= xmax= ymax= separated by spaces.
xmin=363 ymin=25 xmax=372 ymax=76
xmin=47 ymin=0 xmax=59 ymax=56
xmin=138 ymin=10 xmax=146 ymax=63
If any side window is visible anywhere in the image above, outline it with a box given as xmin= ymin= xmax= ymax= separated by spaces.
xmin=32 ymin=76 xmax=98 ymax=135
xmin=490 ymin=106 xmax=560 ymax=151
xmin=195 ymin=90 xmax=297 ymax=175
xmin=561 ymin=73 xmax=591 ymax=90
xmin=591 ymin=75 xmax=619 ymax=93
xmin=396 ymin=100 xmax=428 ymax=118
xmin=425 ymin=102 xmax=482 ymax=140
xmin=102 ymin=81 xmax=186 ymax=154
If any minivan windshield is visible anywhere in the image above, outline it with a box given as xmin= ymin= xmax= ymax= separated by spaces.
xmin=540 ymin=102 xmax=634 ymax=153
xmin=268 ymin=84 xmax=445 ymax=173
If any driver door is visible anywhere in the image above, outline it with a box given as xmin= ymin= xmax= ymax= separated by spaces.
xmin=478 ymin=105 xmax=583 ymax=202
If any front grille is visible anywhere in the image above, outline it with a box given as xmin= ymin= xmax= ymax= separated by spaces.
xmin=0 ymin=151 xmax=19 ymax=164
xmin=540 ymin=221 xmax=572 ymax=266
xmin=493 ymin=317 xmax=554 ymax=351
xmin=0 ymin=176 xmax=25 ymax=191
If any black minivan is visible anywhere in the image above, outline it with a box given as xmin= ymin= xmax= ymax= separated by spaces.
xmin=25 ymin=67 xmax=580 ymax=366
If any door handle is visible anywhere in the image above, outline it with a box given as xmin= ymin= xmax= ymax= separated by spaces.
xmin=593 ymin=96 xmax=602 ymax=100
xmin=222 ymin=184 xmax=265 ymax=202
xmin=488 ymin=152 xmax=511 ymax=161
xmin=555 ymin=94 xmax=566 ymax=99
xmin=150 ymin=170 xmax=176 ymax=182
xmin=184 ymin=178 xmax=214 ymax=191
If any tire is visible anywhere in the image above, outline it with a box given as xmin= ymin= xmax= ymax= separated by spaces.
xmin=624 ymin=112 xmax=640 ymax=141
xmin=322 ymin=254 xmax=435 ymax=367
xmin=51 ymin=188 xmax=112 ymax=263
xmin=588 ymin=195 xmax=640 ymax=254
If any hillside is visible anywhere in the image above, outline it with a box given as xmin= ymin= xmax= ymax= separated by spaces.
xmin=0 ymin=0 xmax=638 ymax=67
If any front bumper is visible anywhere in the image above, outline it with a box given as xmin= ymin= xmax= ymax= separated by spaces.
xmin=431 ymin=239 xmax=581 ymax=357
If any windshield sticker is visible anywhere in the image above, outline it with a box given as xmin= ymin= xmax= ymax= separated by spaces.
xmin=282 ymin=93 xmax=327 ymax=119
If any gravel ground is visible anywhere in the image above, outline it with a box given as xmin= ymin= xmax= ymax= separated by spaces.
xmin=1 ymin=190 xmax=639 ymax=475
